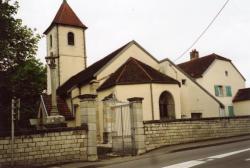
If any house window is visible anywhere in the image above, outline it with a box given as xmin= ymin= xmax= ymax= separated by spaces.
xmin=50 ymin=35 xmax=53 ymax=48
xmin=214 ymin=85 xmax=224 ymax=97
xmin=225 ymin=86 xmax=232 ymax=97
xmin=73 ymin=104 xmax=78 ymax=117
xmin=228 ymin=106 xmax=234 ymax=117
xmin=225 ymin=71 xmax=228 ymax=76
xmin=191 ymin=113 xmax=202 ymax=119
xmin=68 ymin=32 xmax=75 ymax=45
xmin=181 ymin=79 xmax=186 ymax=85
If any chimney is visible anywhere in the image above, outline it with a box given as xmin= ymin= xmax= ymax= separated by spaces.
xmin=190 ymin=49 xmax=199 ymax=60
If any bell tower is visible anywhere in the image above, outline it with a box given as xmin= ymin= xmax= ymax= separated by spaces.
xmin=44 ymin=0 xmax=87 ymax=94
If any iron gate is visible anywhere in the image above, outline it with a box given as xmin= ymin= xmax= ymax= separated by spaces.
xmin=111 ymin=102 xmax=135 ymax=155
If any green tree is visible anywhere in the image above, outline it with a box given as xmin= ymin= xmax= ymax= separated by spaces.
xmin=0 ymin=0 xmax=46 ymax=130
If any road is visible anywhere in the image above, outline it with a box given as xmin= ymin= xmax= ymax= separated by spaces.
xmin=101 ymin=139 xmax=250 ymax=168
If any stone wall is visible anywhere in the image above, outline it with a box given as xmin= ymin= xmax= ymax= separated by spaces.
xmin=144 ymin=116 xmax=250 ymax=151
xmin=0 ymin=127 xmax=87 ymax=167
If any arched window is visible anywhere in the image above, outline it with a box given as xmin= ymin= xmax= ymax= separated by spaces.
xmin=49 ymin=35 xmax=52 ymax=48
xmin=67 ymin=32 xmax=75 ymax=45
xmin=159 ymin=91 xmax=175 ymax=120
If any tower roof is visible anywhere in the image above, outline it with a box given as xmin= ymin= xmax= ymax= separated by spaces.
xmin=44 ymin=0 xmax=87 ymax=34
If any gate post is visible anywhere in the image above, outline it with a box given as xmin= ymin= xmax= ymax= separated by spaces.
xmin=79 ymin=94 xmax=98 ymax=161
xmin=103 ymin=99 xmax=114 ymax=144
xmin=128 ymin=97 xmax=146 ymax=155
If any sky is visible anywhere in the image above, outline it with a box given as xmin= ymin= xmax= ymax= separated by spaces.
xmin=17 ymin=0 xmax=250 ymax=86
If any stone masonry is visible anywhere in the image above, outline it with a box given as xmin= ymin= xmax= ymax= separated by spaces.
xmin=144 ymin=116 xmax=250 ymax=151
xmin=0 ymin=127 xmax=87 ymax=168
xmin=79 ymin=94 xmax=98 ymax=161
xmin=128 ymin=97 xmax=146 ymax=155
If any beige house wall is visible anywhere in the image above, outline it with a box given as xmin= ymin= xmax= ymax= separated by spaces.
xmin=96 ymin=44 xmax=159 ymax=82
xmin=46 ymin=25 xmax=86 ymax=94
xmin=151 ymin=84 xmax=181 ymax=120
xmin=95 ymin=83 xmax=181 ymax=142
xmin=46 ymin=26 xmax=58 ymax=94
xmin=197 ymin=60 xmax=245 ymax=116
xmin=58 ymin=26 xmax=86 ymax=85
xmin=115 ymin=84 xmax=181 ymax=121
xmin=233 ymin=101 xmax=250 ymax=116
xmin=160 ymin=60 xmax=222 ymax=118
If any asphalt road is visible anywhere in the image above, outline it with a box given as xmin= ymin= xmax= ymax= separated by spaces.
xmin=101 ymin=139 xmax=250 ymax=168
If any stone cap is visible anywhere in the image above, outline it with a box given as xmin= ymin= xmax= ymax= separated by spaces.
xmin=78 ymin=94 xmax=97 ymax=100
xmin=127 ymin=97 xmax=144 ymax=103
xmin=0 ymin=125 xmax=88 ymax=137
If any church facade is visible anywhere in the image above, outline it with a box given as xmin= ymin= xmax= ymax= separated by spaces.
xmin=39 ymin=1 xmax=247 ymax=142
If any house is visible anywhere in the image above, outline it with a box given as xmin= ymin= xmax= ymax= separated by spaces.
xmin=38 ymin=1 xmax=247 ymax=142
xmin=178 ymin=50 xmax=246 ymax=117
xmin=233 ymin=88 xmax=250 ymax=116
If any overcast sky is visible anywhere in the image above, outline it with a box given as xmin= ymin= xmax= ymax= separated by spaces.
xmin=17 ymin=0 xmax=250 ymax=86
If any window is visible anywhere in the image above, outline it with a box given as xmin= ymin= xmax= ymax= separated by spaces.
xmin=73 ymin=104 xmax=78 ymax=117
xmin=215 ymin=85 xmax=232 ymax=97
xmin=191 ymin=113 xmax=202 ymax=119
xmin=67 ymin=32 xmax=75 ymax=45
xmin=225 ymin=71 xmax=228 ymax=76
xmin=181 ymin=79 xmax=186 ymax=85
xmin=214 ymin=85 xmax=224 ymax=97
xmin=228 ymin=106 xmax=234 ymax=117
xmin=49 ymin=35 xmax=53 ymax=48
xmin=225 ymin=86 xmax=232 ymax=97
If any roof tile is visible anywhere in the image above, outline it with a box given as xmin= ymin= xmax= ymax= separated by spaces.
xmin=233 ymin=88 xmax=250 ymax=102
xmin=44 ymin=1 xmax=87 ymax=34
xmin=57 ymin=41 xmax=130 ymax=96
xmin=178 ymin=53 xmax=231 ymax=78
xmin=97 ymin=57 xmax=180 ymax=91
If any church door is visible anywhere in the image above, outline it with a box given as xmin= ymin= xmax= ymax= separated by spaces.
xmin=159 ymin=91 xmax=175 ymax=120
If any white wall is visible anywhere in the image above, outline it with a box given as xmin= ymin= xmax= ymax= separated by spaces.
xmin=234 ymin=101 xmax=250 ymax=116
xmin=115 ymin=84 xmax=181 ymax=120
xmin=197 ymin=60 xmax=245 ymax=116
xmin=58 ymin=26 xmax=86 ymax=85
xmin=46 ymin=26 xmax=58 ymax=94
xmin=160 ymin=60 xmax=222 ymax=118
xmin=97 ymin=43 xmax=160 ymax=81
xmin=46 ymin=25 xmax=86 ymax=94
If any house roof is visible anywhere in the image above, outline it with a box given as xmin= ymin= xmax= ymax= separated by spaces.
xmin=57 ymin=41 xmax=131 ymax=96
xmin=233 ymin=88 xmax=250 ymax=102
xmin=97 ymin=58 xmax=180 ymax=91
xmin=178 ymin=53 xmax=231 ymax=78
xmin=44 ymin=0 xmax=87 ymax=34
xmin=42 ymin=94 xmax=74 ymax=120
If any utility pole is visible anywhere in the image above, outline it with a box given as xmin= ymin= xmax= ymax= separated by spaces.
xmin=11 ymin=97 xmax=20 ymax=168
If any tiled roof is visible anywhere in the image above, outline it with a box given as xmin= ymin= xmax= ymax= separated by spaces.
xmin=233 ymin=88 xmax=250 ymax=102
xmin=178 ymin=53 xmax=231 ymax=78
xmin=97 ymin=57 xmax=180 ymax=91
xmin=57 ymin=42 xmax=130 ymax=96
xmin=42 ymin=94 xmax=74 ymax=120
xmin=44 ymin=1 xmax=87 ymax=34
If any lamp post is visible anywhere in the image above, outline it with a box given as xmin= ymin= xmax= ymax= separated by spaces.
xmin=45 ymin=56 xmax=59 ymax=116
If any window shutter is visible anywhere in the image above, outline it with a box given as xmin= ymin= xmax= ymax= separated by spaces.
xmin=226 ymin=86 xmax=232 ymax=97
xmin=214 ymin=85 xmax=219 ymax=96
xmin=228 ymin=106 xmax=234 ymax=117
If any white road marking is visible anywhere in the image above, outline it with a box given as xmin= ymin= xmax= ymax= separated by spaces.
xmin=162 ymin=148 xmax=250 ymax=168
xmin=208 ymin=148 xmax=250 ymax=159
xmin=162 ymin=160 xmax=205 ymax=168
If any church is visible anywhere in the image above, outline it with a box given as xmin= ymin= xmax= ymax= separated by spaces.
xmin=38 ymin=0 xmax=247 ymax=142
